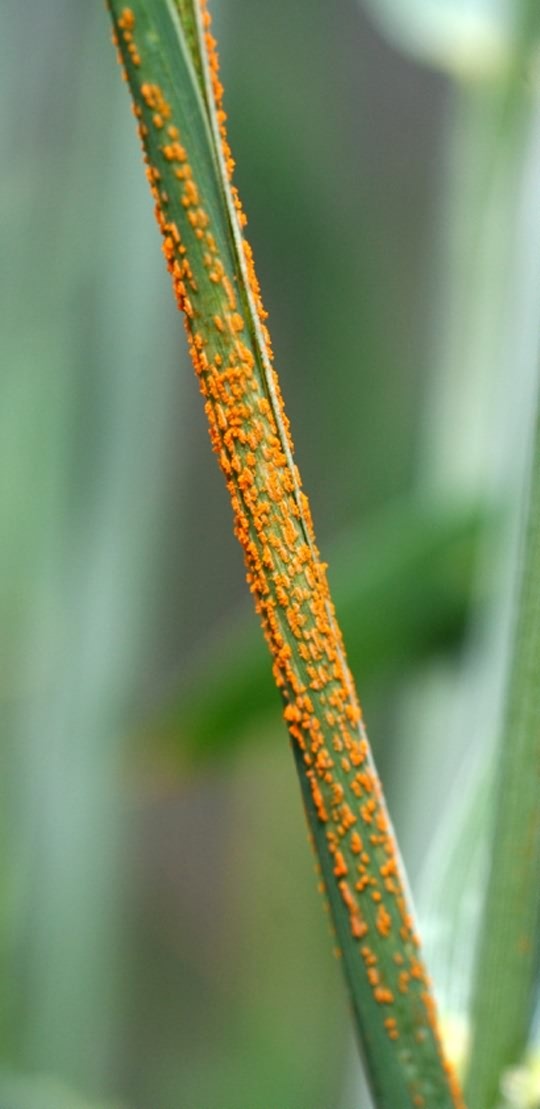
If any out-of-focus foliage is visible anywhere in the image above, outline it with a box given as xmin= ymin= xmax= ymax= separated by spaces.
xmin=0 ymin=1072 xmax=122 ymax=1109
xmin=362 ymin=0 xmax=540 ymax=77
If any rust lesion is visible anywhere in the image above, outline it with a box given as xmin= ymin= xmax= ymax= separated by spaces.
xmin=108 ymin=4 xmax=466 ymax=1103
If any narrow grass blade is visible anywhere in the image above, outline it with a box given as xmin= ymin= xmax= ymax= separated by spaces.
xmin=106 ymin=4 xmax=465 ymax=1104
xmin=465 ymin=397 xmax=540 ymax=1106
xmin=419 ymin=752 xmax=495 ymax=1072
xmin=455 ymin=5 xmax=540 ymax=1105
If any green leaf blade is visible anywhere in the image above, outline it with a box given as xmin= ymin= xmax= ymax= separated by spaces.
xmin=466 ymin=409 xmax=540 ymax=1107
xmin=106 ymin=5 xmax=466 ymax=1105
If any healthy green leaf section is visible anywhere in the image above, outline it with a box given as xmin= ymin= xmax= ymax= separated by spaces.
xmin=107 ymin=4 xmax=464 ymax=1105
xmin=466 ymin=400 xmax=540 ymax=1107
xmin=455 ymin=4 xmax=540 ymax=1105
xmin=152 ymin=496 xmax=485 ymax=762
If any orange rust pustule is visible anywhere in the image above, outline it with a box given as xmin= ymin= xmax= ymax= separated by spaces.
xmin=109 ymin=5 xmax=465 ymax=1105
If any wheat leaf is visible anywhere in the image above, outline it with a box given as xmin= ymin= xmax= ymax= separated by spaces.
xmin=106 ymin=4 xmax=465 ymax=1105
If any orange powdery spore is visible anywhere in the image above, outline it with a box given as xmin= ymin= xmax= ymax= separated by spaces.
xmin=398 ymin=970 xmax=411 ymax=994
xmin=339 ymin=880 xmax=368 ymax=939
xmin=376 ymin=903 xmax=392 ymax=939
xmin=110 ymin=6 xmax=464 ymax=1104
xmin=116 ymin=7 xmax=141 ymax=66
xmin=385 ymin=1016 xmax=399 ymax=1041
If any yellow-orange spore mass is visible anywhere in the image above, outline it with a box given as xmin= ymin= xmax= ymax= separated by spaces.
xmin=110 ymin=5 xmax=464 ymax=1105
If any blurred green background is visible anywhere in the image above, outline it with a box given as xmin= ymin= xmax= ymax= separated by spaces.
xmin=2 ymin=1 xmax=540 ymax=1107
